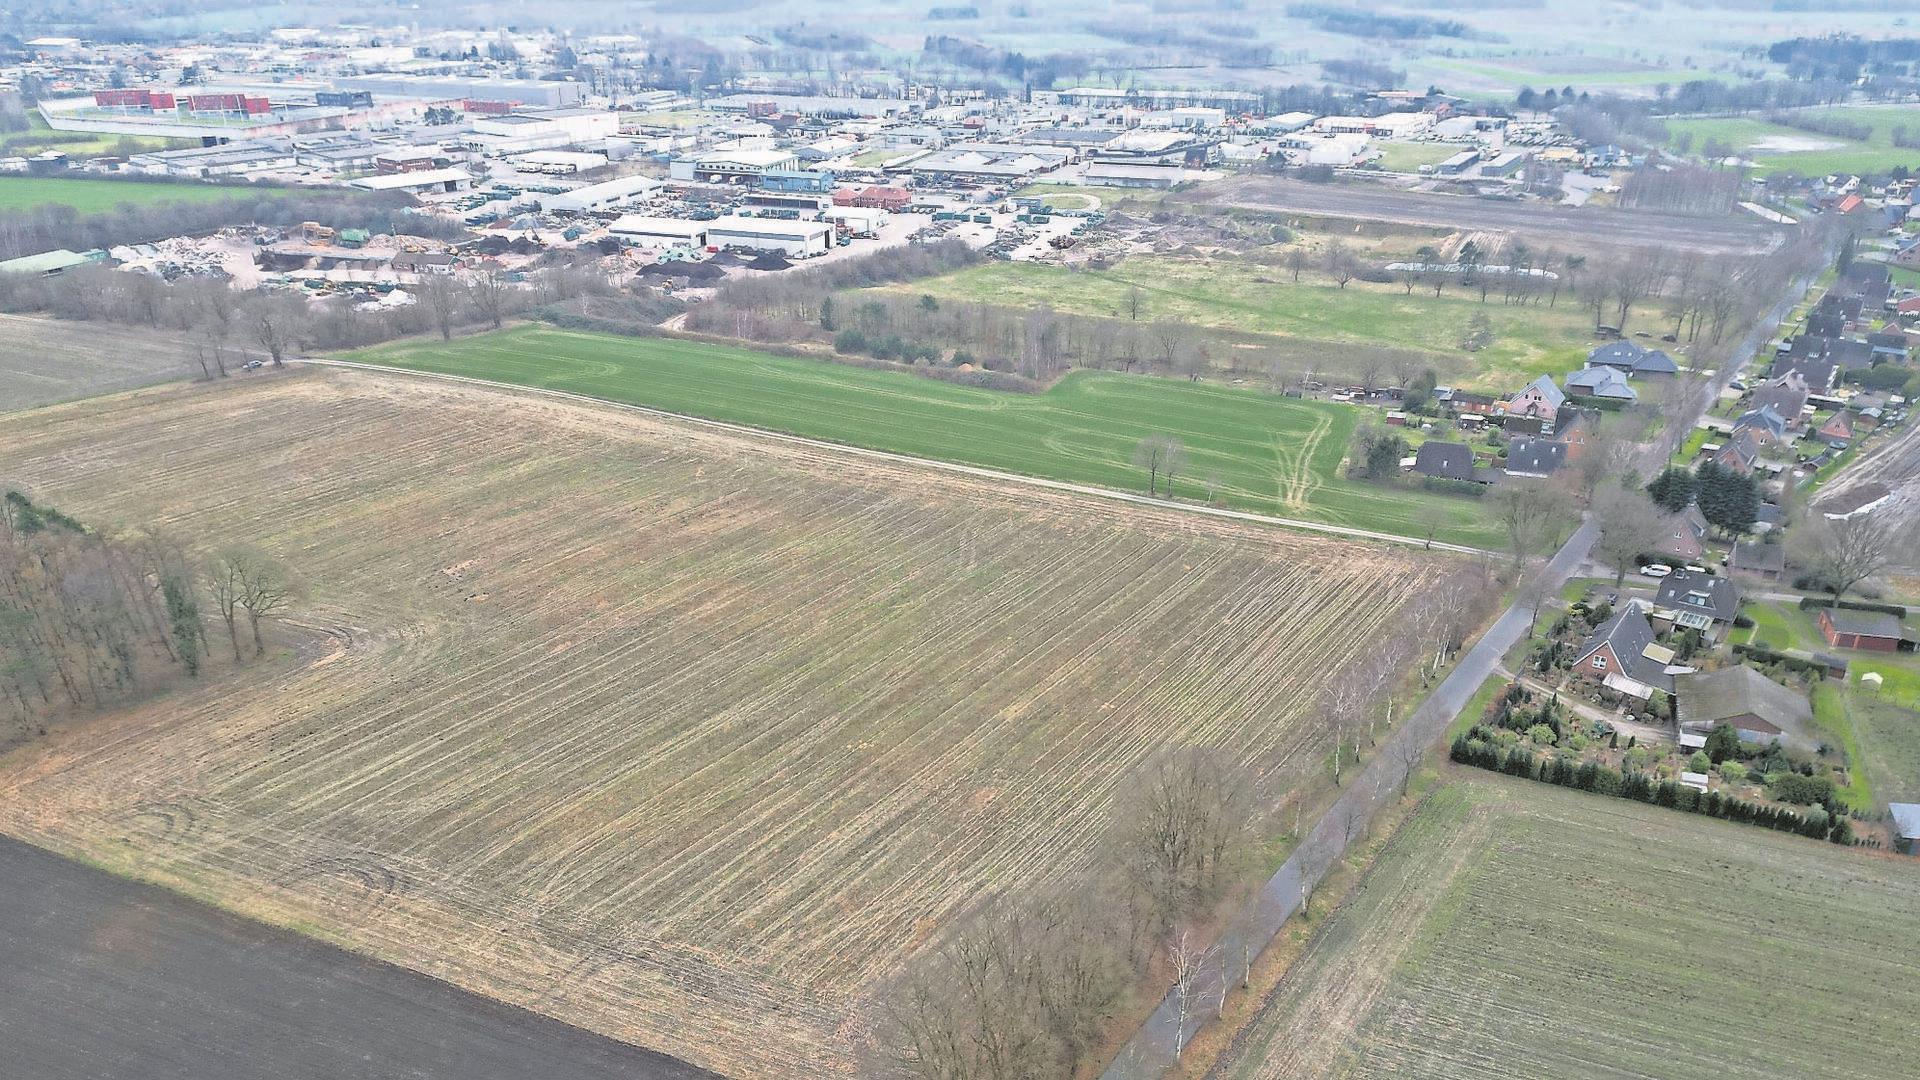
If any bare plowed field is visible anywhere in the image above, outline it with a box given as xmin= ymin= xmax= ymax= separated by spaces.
xmin=1211 ymin=772 xmax=1920 ymax=1080
xmin=0 ymin=370 xmax=1446 ymax=1078
xmin=0 ymin=313 xmax=201 ymax=412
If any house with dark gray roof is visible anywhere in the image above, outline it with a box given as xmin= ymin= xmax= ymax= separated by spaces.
xmin=1412 ymin=441 xmax=1478 ymax=483
xmin=1586 ymin=339 xmax=1678 ymax=376
xmin=1728 ymin=542 xmax=1786 ymax=581
xmin=1565 ymin=365 xmax=1638 ymax=401
xmin=1675 ymin=666 xmax=1815 ymax=752
xmin=1734 ymin=404 xmax=1789 ymax=445
xmin=1571 ymin=604 xmax=1677 ymax=699
xmin=1654 ymin=570 xmax=1743 ymax=637
xmin=1504 ymin=436 xmax=1567 ymax=477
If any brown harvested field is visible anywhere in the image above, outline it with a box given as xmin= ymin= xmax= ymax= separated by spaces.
xmin=0 ymin=369 xmax=1450 ymax=1078
xmin=0 ymin=313 xmax=202 ymax=412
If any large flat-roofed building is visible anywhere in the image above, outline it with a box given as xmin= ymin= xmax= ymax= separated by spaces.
xmin=706 ymin=94 xmax=920 ymax=118
xmin=706 ymin=216 xmax=833 ymax=257
xmin=339 ymin=74 xmax=586 ymax=108
xmin=467 ymin=109 xmax=619 ymax=155
xmin=348 ymin=166 xmax=474 ymax=194
xmin=128 ymin=142 xmax=298 ymax=177
xmin=540 ymin=174 xmax=663 ymax=214
xmin=607 ymin=215 xmax=710 ymax=248
xmin=669 ymin=148 xmax=801 ymax=183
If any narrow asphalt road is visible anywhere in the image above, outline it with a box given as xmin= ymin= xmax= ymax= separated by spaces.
xmin=292 ymin=357 xmax=1495 ymax=557
xmin=0 ymin=836 xmax=720 ymax=1080
xmin=1100 ymin=517 xmax=1597 ymax=1080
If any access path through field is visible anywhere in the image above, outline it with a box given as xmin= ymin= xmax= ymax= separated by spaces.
xmin=346 ymin=325 xmax=1502 ymax=549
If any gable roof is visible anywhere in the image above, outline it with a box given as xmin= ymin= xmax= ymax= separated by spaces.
xmin=1822 ymin=607 xmax=1904 ymax=640
xmin=1565 ymin=365 xmax=1638 ymax=400
xmin=1734 ymin=404 xmax=1789 ymax=442
xmin=1675 ymin=665 xmax=1811 ymax=737
xmin=1891 ymin=803 xmax=1920 ymax=841
xmin=1818 ymin=410 xmax=1855 ymax=441
xmin=1573 ymin=605 xmax=1674 ymax=693
xmin=1655 ymin=570 xmax=1743 ymax=622
xmin=1587 ymin=339 xmax=1647 ymax=368
xmin=1505 ymin=436 xmax=1567 ymax=476
xmin=1507 ymin=374 xmax=1565 ymax=414
xmin=1412 ymin=441 xmax=1476 ymax=482
xmin=1631 ymin=348 xmax=1679 ymax=374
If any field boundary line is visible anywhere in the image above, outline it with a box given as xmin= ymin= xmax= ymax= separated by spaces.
xmin=294 ymin=357 xmax=1495 ymax=557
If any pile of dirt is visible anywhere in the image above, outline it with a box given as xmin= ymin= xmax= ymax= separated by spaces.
xmin=746 ymin=252 xmax=793 ymax=271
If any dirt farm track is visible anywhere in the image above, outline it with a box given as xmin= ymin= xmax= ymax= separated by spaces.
xmin=0 ymin=369 xmax=1454 ymax=1078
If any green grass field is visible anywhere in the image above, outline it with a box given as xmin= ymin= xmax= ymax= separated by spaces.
xmin=1370 ymin=141 xmax=1460 ymax=174
xmin=345 ymin=325 xmax=1504 ymax=548
xmin=1213 ymin=771 xmax=1920 ymax=1080
xmin=902 ymin=258 xmax=1596 ymax=392
xmin=1665 ymin=106 xmax=1920 ymax=176
xmin=0 ymin=176 xmax=264 ymax=215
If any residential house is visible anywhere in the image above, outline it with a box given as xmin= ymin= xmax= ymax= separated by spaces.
xmin=1891 ymin=803 xmax=1920 ymax=855
xmin=1656 ymin=504 xmax=1709 ymax=563
xmin=1728 ymin=542 xmax=1786 ymax=581
xmin=1712 ymin=429 xmax=1759 ymax=475
xmin=1816 ymin=607 xmax=1905 ymax=652
xmin=1586 ymin=339 xmax=1679 ymax=377
xmin=1750 ymin=373 xmax=1811 ymax=431
xmin=1752 ymin=502 xmax=1786 ymax=534
xmin=1412 ymin=441 xmax=1477 ymax=483
xmin=1827 ymin=337 xmax=1873 ymax=372
xmin=1769 ymin=356 xmax=1839 ymax=395
xmin=1564 ymin=365 xmax=1638 ymax=402
xmin=1817 ymin=410 xmax=1855 ymax=447
xmin=1504 ymin=436 xmax=1567 ymax=478
xmin=1733 ymin=404 xmax=1789 ymax=446
xmin=1503 ymin=374 xmax=1564 ymax=434
xmin=1571 ymin=605 xmax=1677 ymax=699
xmin=1653 ymin=570 xmax=1743 ymax=638
xmin=1674 ymin=666 xmax=1815 ymax=752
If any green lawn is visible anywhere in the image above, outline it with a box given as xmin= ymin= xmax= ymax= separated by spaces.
xmin=1214 ymin=771 xmax=1920 ymax=1080
xmin=1370 ymin=141 xmax=1460 ymax=174
xmin=0 ymin=176 xmax=266 ymax=215
xmin=344 ymin=325 xmax=1504 ymax=548
xmin=902 ymin=258 xmax=1596 ymax=393
xmin=1665 ymin=106 xmax=1920 ymax=176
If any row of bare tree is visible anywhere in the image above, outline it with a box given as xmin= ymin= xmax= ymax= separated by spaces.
xmin=0 ymin=489 xmax=296 ymax=738
xmin=879 ymin=563 xmax=1503 ymax=1080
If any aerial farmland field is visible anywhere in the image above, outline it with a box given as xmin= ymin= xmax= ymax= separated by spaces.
xmin=0 ymin=176 xmax=265 ymax=215
xmin=901 ymin=257 xmax=1599 ymax=393
xmin=0 ymin=369 xmax=1458 ymax=1079
xmin=1210 ymin=771 xmax=1920 ymax=1080
xmin=350 ymin=325 xmax=1504 ymax=548
xmin=0 ymin=314 xmax=201 ymax=411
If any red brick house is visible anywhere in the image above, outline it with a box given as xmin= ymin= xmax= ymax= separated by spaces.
xmin=1817 ymin=607 xmax=1904 ymax=652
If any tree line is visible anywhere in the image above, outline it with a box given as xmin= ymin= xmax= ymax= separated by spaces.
xmin=0 ymin=489 xmax=297 ymax=738
xmin=877 ymin=566 xmax=1503 ymax=1079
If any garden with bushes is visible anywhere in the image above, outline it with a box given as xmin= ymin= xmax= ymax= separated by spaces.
xmin=1451 ymin=681 xmax=1871 ymax=846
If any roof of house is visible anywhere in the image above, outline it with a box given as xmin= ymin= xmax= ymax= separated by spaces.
xmin=1412 ymin=441 xmax=1476 ymax=482
xmin=1674 ymin=665 xmax=1812 ymax=736
xmin=1565 ymin=365 xmax=1638 ymax=400
xmin=1507 ymin=374 xmax=1565 ymax=414
xmin=1735 ymin=404 xmax=1789 ymax=441
xmin=1587 ymin=340 xmax=1647 ymax=367
xmin=1821 ymin=607 xmax=1905 ymax=640
xmin=1828 ymin=337 xmax=1873 ymax=370
xmin=1818 ymin=411 xmax=1855 ymax=440
xmin=1573 ymin=605 xmax=1674 ymax=693
xmin=1505 ymin=436 xmax=1567 ymax=476
xmin=1655 ymin=569 xmax=1743 ymax=623
xmin=1891 ymin=803 xmax=1920 ymax=841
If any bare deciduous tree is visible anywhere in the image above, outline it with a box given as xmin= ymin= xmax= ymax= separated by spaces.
xmin=1132 ymin=434 xmax=1187 ymax=499
xmin=1591 ymin=484 xmax=1670 ymax=584
xmin=1793 ymin=512 xmax=1907 ymax=601
xmin=1114 ymin=748 xmax=1255 ymax=934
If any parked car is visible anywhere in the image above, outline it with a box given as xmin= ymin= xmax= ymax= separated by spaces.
xmin=1641 ymin=563 xmax=1673 ymax=578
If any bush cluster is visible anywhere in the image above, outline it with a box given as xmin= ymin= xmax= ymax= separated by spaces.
xmin=1450 ymin=726 xmax=1854 ymax=845
xmin=1796 ymin=597 xmax=1909 ymax=618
